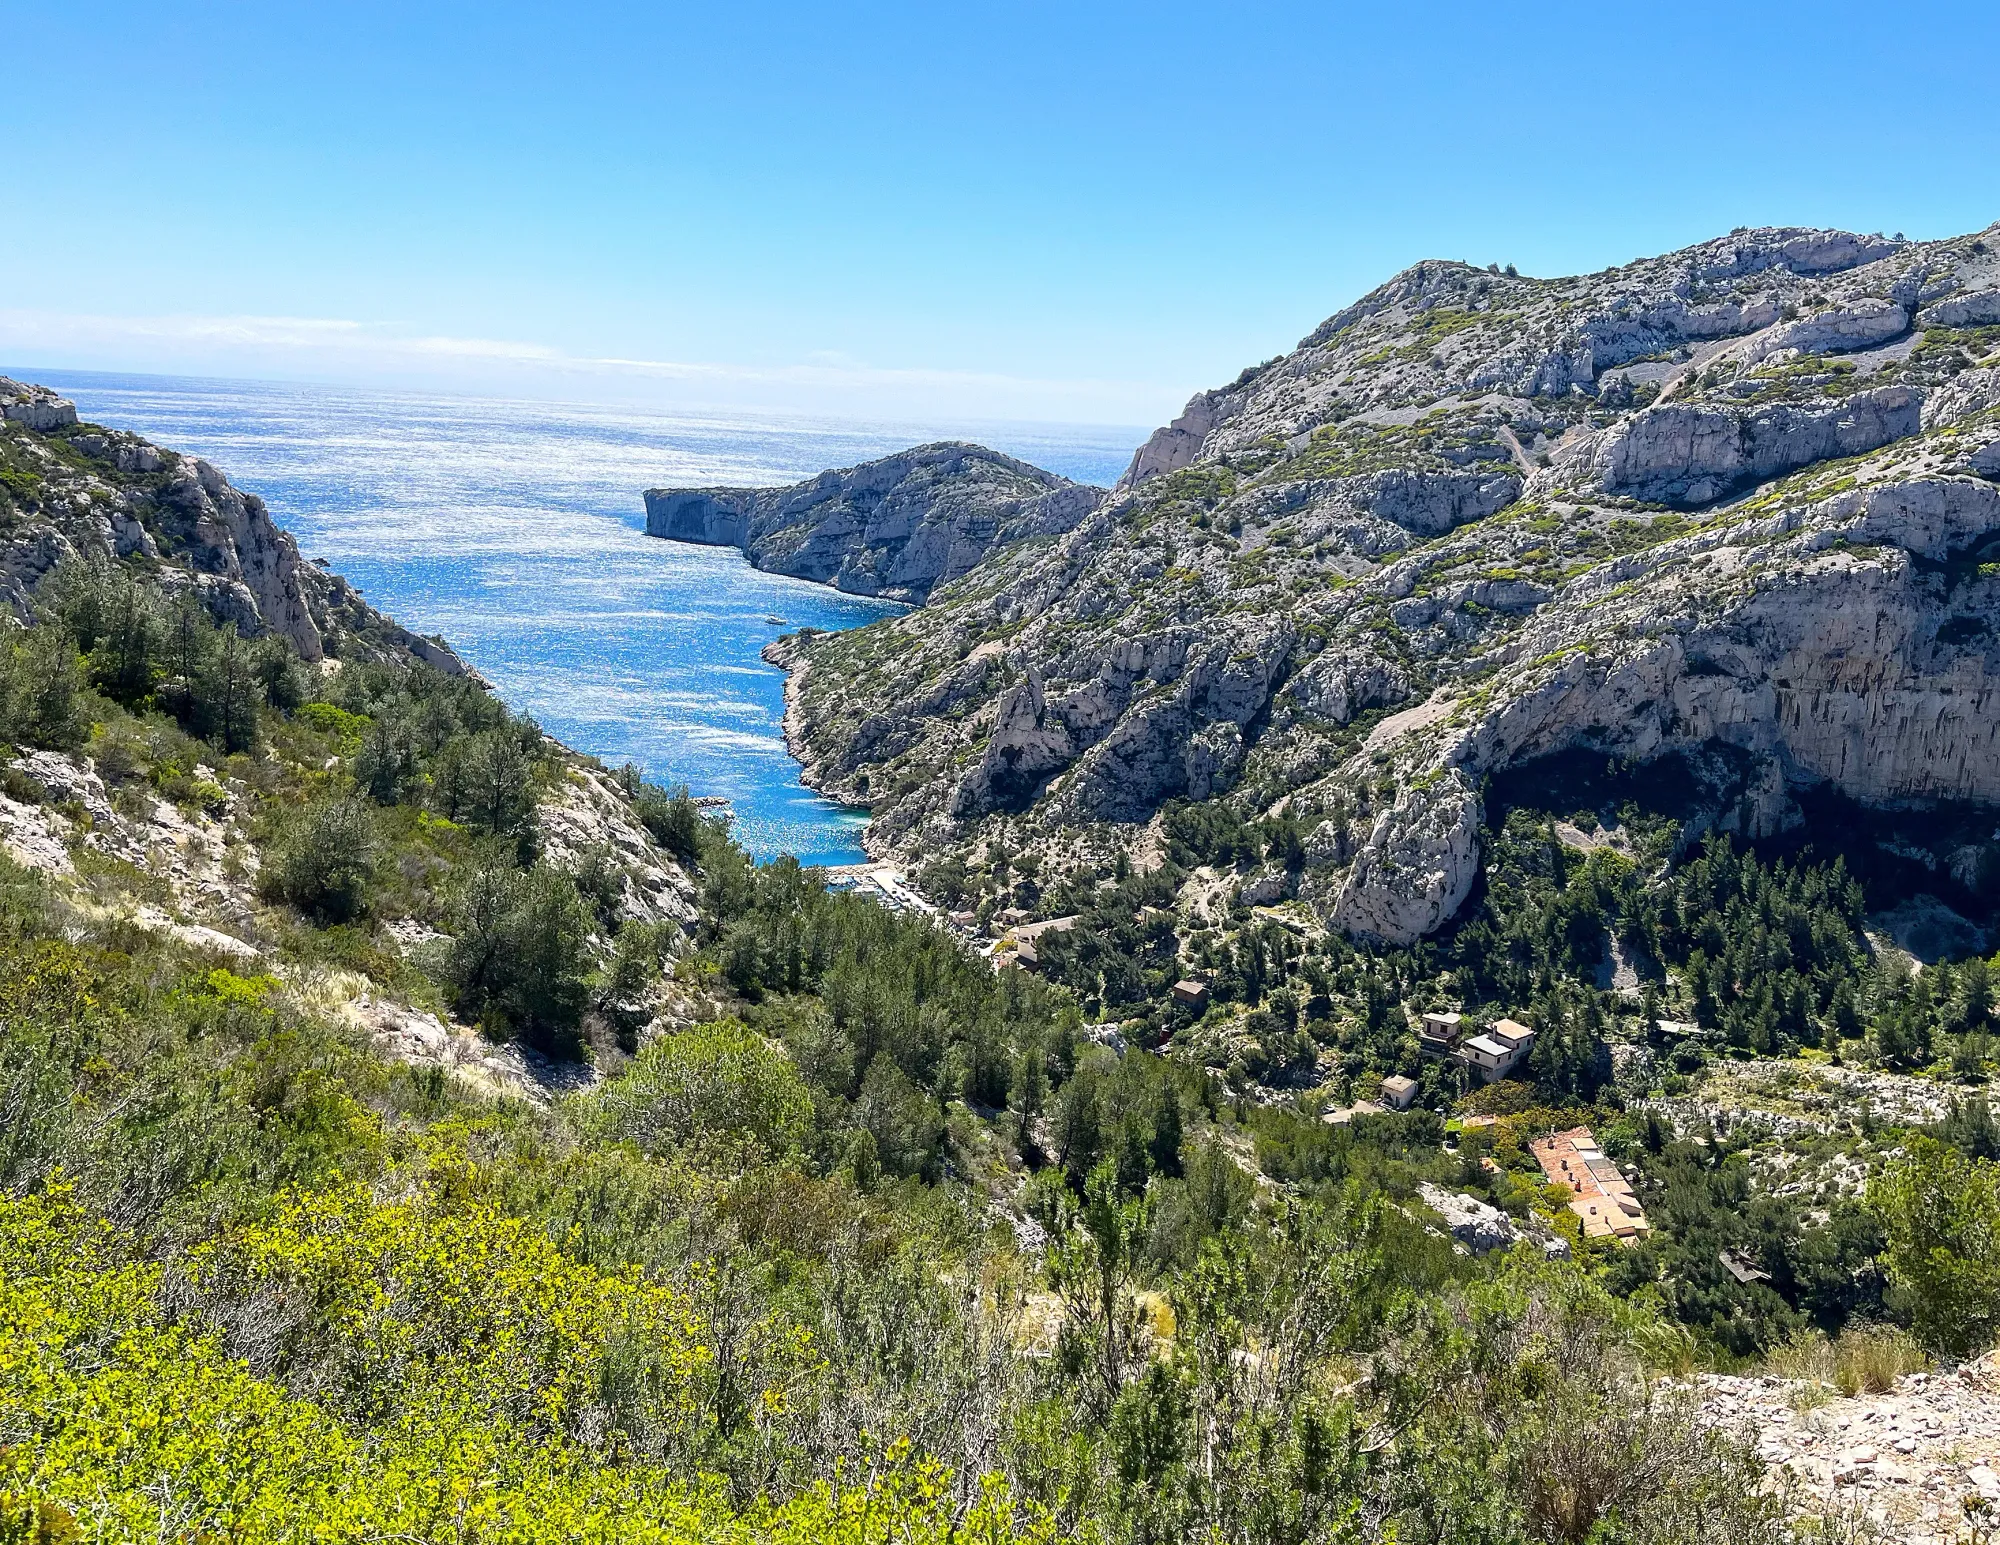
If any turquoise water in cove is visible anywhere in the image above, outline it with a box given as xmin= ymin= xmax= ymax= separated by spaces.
xmin=14 ymin=368 xmax=1142 ymax=865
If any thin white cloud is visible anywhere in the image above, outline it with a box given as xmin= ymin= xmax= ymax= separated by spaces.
xmin=0 ymin=307 xmax=1166 ymax=422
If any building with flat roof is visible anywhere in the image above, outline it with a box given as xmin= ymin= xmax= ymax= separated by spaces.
xmin=1416 ymin=1011 xmax=1533 ymax=1082
xmin=1418 ymin=1012 xmax=1463 ymax=1062
xmin=1380 ymin=1074 xmax=1419 ymax=1110
xmin=1459 ymin=1034 xmax=1519 ymax=1079
xmin=1460 ymin=1017 xmax=1534 ymax=1081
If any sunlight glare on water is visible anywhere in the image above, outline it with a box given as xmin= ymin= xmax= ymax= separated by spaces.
xmin=21 ymin=368 xmax=1141 ymax=865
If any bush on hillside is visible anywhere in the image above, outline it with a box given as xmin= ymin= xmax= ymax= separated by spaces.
xmin=593 ymin=1019 xmax=812 ymax=1163
xmin=0 ymin=626 xmax=90 ymax=752
xmin=262 ymin=795 xmax=375 ymax=922
xmin=1870 ymin=1137 xmax=2000 ymax=1359
xmin=440 ymin=861 xmax=593 ymax=1047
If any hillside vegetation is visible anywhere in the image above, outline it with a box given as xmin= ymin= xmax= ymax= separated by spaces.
xmin=3 ymin=335 xmax=2000 ymax=1545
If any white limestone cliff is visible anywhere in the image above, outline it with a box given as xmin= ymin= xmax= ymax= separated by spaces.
xmin=738 ymin=223 xmax=2000 ymax=943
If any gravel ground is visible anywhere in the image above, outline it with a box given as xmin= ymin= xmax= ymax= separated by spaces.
xmin=1698 ymin=1352 xmax=2000 ymax=1542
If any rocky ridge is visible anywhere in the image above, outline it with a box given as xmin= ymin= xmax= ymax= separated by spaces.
xmin=0 ymin=378 xmax=469 ymax=674
xmin=773 ymin=224 xmax=2000 ymax=942
xmin=644 ymin=441 xmax=1105 ymax=603
xmin=0 ymin=377 xmax=702 ymax=1100
xmin=0 ymin=690 xmax=696 ymax=1105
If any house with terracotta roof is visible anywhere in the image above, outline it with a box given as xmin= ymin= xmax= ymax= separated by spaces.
xmin=1529 ymin=1126 xmax=1650 ymax=1243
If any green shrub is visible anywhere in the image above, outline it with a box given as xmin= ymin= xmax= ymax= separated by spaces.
xmin=1870 ymin=1138 xmax=2000 ymax=1359
xmin=0 ymin=628 xmax=90 ymax=752
xmin=262 ymin=796 xmax=375 ymax=922
xmin=440 ymin=862 xmax=593 ymax=1047
xmin=593 ymin=1018 xmax=811 ymax=1163
xmin=628 ymin=776 xmax=703 ymax=864
xmin=433 ymin=728 xmax=537 ymax=836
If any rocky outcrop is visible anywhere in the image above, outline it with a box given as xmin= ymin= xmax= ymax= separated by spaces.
xmin=1920 ymin=288 xmax=2000 ymax=329
xmin=1548 ymin=387 xmax=1922 ymax=507
xmin=1330 ymin=772 xmax=1484 ymax=943
xmin=1417 ymin=1184 xmax=1526 ymax=1254
xmin=0 ymin=377 xmax=472 ymax=674
xmin=774 ymin=222 xmax=2000 ymax=942
xmin=1120 ymin=386 xmax=1243 ymax=488
xmin=0 ymin=379 xmax=78 ymax=432
xmin=646 ymin=442 xmax=1105 ymax=603
xmin=1744 ymin=298 xmax=1910 ymax=363
xmin=1327 ymin=474 xmax=2000 ymax=939
xmin=154 ymin=453 xmax=328 ymax=658
xmin=536 ymin=766 xmax=699 ymax=930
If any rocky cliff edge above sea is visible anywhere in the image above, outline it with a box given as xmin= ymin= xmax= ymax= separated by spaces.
xmin=0 ymin=377 xmax=471 ymax=675
xmin=644 ymin=441 xmax=1105 ymax=604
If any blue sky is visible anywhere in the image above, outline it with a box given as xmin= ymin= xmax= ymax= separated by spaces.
xmin=2 ymin=0 xmax=1995 ymax=426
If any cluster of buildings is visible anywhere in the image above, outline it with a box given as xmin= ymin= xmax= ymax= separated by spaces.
xmin=1419 ymin=1011 xmax=1535 ymax=1082
xmin=1529 ymin=1126 xmax=1651 ymax=1242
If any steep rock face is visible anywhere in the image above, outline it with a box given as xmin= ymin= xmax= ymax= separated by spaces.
xmin=1119 ymin=384 xmax=1246 ymax=488
xmin=0 ymin=378 xmax=469 ymax=673
xmin=1329 ymin=770 xmax=1485 ymax=942
xmin=774 ymin=222 xmax=2000 ymax=941
xmin=0 ymin=379 xmax=79 ymax=433
xmin=1329 ymin=477 xmax=2000 ymax=938
xmin=645 ymin=442 xmax=1105 ymax=603
xmin=1550 ymin=388 xmax=1922 ymax=506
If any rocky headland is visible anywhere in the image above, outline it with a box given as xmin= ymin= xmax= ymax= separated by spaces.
xmin=644 ymin=440 xmax=1105 ymax=603
xmin=0 ymin=377 xmax=470 ymax=674
xmin=751 ymin=224 xmax=2000 ymax=942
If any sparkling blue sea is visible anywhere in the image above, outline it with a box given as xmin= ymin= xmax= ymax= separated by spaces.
xmin=14 ymin=368 xmax=1142 ymax=865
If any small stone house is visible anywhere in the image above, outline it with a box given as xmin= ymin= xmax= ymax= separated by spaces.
xmin=1458 ymin=1033 xmax=1519 ymax=1080
xmin=1380 ymin=1074 xmax=1419 ymax=1110
xmin=1172 ymin=979 xmax=1210 ymax=1011
xmin=1418 ymin=1011 xmax=1463 ymax=1055
xmin=1460 ymin=1018 xmax=1534 ymax=1081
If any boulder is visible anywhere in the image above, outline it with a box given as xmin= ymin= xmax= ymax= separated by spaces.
xmin=1418 ymin=1183 xmax=1522 ymax=1253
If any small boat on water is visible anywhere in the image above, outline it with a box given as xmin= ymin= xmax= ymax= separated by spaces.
xmin=764 ymin=615 xmax=788 ymax=626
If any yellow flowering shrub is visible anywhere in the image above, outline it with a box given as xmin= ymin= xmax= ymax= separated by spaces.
xmin=0 ymin=1187 xmax=1059 ymax=1544
xmin=188 ymin=1164 xmax=709 ymax=1440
